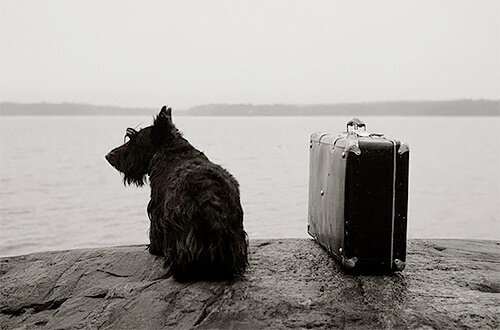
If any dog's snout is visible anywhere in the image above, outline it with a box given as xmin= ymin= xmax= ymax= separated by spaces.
xmin=105 ymin=151 xmax=115 ymax=164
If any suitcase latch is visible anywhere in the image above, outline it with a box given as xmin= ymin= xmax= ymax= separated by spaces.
xmin=342 ymin=140 xmax=361 ymax=157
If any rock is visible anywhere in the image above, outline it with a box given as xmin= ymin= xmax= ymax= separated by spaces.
xmin=1 ymin=239 xmax=499 ymax=329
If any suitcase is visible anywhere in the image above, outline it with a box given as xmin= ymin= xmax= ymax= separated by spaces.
xmin=308 ymin=118 xmax=409 ymax=272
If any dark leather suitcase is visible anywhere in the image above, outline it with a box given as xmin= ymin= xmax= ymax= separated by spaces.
xmin=308 ymin=118 xmax=409 ymax=272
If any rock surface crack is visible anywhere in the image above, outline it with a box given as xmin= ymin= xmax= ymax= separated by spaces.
xmin=193 ymin=286 xmax=226 ymax=327
xmin=0 ymin=298 xmax=68 ymax=316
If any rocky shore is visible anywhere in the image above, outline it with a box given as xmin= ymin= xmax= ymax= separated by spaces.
xmin=1 ymin=239 xmax=499 ymax=329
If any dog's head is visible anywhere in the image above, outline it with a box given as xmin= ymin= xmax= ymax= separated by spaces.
xmin=105 ymin=105 xmax=181 ymax=186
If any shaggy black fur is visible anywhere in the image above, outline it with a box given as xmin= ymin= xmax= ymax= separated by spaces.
xmin=106 ymin=106 xmax=248 ymax=282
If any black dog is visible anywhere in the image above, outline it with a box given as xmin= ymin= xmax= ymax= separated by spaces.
xmin=106 ymin=106 xmax=248 ymax=281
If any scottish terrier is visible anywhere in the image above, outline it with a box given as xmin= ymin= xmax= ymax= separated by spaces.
xmin=106 ymin=106 xmax=248 ymax=281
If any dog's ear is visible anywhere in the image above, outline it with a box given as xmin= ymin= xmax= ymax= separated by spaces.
xmin=159 ymin=105 xmax=172 ymax=120
xmin=152 ymin=105 xmax=174 ymax=146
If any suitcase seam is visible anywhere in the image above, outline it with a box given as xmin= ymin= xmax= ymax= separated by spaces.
xmin=390 ymin=140 xmax=397 ymax=271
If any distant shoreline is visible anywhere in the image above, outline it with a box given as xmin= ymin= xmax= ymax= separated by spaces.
xmin=1 ymin=99 xmax=498 ymax=116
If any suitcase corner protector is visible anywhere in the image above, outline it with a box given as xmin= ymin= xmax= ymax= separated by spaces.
xmin=393 ymin=259 xmax=406 ymax=271
xmin=342 ymin=256 xmax=358 ymax=269
xmin=398 ymin=141 xmax=410 ymax=155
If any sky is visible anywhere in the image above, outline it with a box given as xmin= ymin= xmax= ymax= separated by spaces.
xmin=1 ymin=0 xmax=499 ymax=109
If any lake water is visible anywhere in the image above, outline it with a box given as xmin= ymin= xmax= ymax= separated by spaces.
xmin=1 ymin=116 xmax=499 ymax=257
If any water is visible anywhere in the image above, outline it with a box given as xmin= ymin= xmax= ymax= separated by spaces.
xmin=1 ymin=115 xmax=499 ymax=257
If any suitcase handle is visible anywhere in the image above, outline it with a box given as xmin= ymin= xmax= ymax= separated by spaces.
xmin=347 ymin=118 xmax=366 ymax=132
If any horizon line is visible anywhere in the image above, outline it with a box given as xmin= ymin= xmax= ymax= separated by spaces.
xmin=1 ymin=98 xmax=499 ymax=111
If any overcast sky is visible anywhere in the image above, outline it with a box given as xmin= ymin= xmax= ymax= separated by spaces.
xmin=1 ymin=0 xmax=499 ymax=109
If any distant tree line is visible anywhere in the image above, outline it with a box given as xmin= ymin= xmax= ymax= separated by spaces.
xmin=0 ymin=102 xmax=157 ymax=116
xmin=1 ymin=100 xmax=498 ymax=116
xmin=185 ymin=100 xmax=499 ymax=116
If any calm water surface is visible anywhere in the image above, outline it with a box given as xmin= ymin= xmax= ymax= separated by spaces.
xmin=1 ymin=116 xmax=499 ymax=257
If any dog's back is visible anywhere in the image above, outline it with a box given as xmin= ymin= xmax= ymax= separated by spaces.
xmin=150 ymin=148 xmax=248 ymax=281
